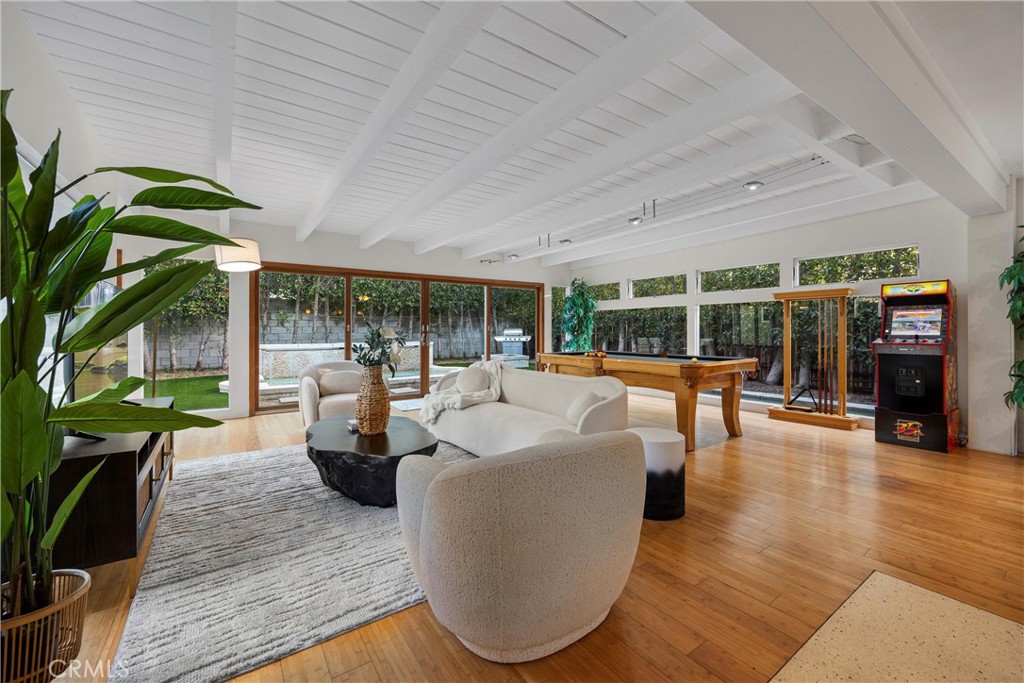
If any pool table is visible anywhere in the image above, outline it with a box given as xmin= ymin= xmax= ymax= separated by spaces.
xmin=537 ymin=352 xmax=758 ymax=451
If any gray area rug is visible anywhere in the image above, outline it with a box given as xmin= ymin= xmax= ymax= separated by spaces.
xmin=772 ymin=571 xmax=1024 ymax=682
xmin=112 ymin=441 xmax=474 ymax=682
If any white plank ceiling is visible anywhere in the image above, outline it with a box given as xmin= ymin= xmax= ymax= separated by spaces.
xmin=18 ymin=1 xmax=1017 ymax=268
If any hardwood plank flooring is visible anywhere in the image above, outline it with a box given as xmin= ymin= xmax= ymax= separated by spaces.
xmin=65 ymin=396 xmax=1024 ymax=682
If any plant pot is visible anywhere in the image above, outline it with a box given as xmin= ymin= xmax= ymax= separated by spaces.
xmin=1 ymin=570 xmax=91 ymax=683
xmin=356 ymin=365 xmax=390 ymax=436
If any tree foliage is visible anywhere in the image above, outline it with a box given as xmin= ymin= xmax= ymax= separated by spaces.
xmin=701 ymin=263 xmax=780 ymax=293
xmin=632 ymin=274 xmax=686 ymax=298
xmin=798 ymin=247 xmax=918 ymax=286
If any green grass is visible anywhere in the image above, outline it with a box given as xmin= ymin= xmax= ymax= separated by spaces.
xmin=145 ymin=374 xmax=228 ymax=412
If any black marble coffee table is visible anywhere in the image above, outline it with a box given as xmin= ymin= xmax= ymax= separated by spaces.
xmin=305 ymin=415 xmax=439 ymax=507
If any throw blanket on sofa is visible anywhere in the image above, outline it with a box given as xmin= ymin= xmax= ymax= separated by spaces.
xmin=421 ymin=359 xmax=503 ymax=424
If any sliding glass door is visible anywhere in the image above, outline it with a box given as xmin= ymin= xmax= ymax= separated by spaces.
xmin=429 ymin=282 xmax=486 ymax=378
xmin=490 ymin=287 xmax=538 ymax=369
xmin=251 ymin=265 xmax=543 ymax=413
xmin=352 ymin=276 xmax=422 ymax=397
xmin=256 ymin=271 xmax=347 ymax=409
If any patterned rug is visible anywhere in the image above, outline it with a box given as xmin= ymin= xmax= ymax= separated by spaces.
xmin=772 ymin=571 xmax=1023 ymax=682
xmin=112 ymin=442 xmax=474 ymax=682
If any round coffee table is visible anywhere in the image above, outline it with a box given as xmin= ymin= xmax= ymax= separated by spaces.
xmin=305 ymin=415 xmax=439 ymax=507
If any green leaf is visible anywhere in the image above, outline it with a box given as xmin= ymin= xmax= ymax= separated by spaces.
xmin=95 ymin=244 xmax=204 ymax=281
xmin=94 ymin=166 xmax=233 ymax=194
xmin=60 ymin=260 xmax=214 ymax=353
xmin=130 ymin=186 xmax=260 ymax=212
xmin=48 ymin=403 xmax=221 ymax=433
xmin=40 ymin=229 xmax=112 ymax=313
xmin=69 ymin=375 xmax=146 ymax=406
xmin=1 ymin=372 xmax=49 ymax=494
xmin=2 ymin=293 xmax=45 ymax=384
xmin=104 ymin=215 xmax=239 ymax=246
xmin=1 ymin=493 xmax=12 ymax=542
xmin=23 ymin=132 xmax=60 ymax=250
xmin=39 ymin=458 xmax=104 ymax=551
xmin=37 ymin=195 xmax=103 ymax=283
xmin=1 ymin=89 xmax=16 ymax=188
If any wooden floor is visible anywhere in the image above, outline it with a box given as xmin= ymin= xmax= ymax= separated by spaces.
xmin=71 ymin=397 xmax=1023 ymax=682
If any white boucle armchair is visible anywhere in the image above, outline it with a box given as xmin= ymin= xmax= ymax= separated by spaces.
xmin=396 ymin=430 xmax=646 ymax=663
xmin=298 ymin=361 xmax=389 ymax=426
xmin=426 ymin=365 xmax=628 ymax=456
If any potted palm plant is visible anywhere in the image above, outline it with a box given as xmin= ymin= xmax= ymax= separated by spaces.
xmin=562 ymin=277 xmax=596 ymax=352
xmin=1 ymin=90 xmax=259 ymax=682
xmin=352 ymin=325 xmax=406 ymax=435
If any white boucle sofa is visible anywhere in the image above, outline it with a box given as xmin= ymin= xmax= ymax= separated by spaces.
xmin=426 ymin=365 xmax=628 ymax=456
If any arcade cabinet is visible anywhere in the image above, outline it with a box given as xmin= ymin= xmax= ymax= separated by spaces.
xmin=872 ymin=280 xmax=959 ymax=452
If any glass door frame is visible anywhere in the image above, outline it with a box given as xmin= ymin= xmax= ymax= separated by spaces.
xmin=249 ymin=262 xmax=544 ymax=415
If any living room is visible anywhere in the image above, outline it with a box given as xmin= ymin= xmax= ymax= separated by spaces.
xmin=2 ymin=1 xmax=1022 ymax=682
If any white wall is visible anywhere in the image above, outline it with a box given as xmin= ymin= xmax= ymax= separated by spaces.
xmin=569 ymin=197 xmax=981 ymax=436
xmin=966 ymin=179 xmax=1020 ymax=455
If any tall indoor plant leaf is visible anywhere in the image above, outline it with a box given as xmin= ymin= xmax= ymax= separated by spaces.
xmin=0 ymin=89 xmax=260 ymax=619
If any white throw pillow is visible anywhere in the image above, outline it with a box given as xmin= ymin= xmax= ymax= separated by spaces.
xmin=319 ymin=370 xmax=362 ymax=395
xmin=566 ymin=391 xmax=603 ymax=425
xmin=455 ymin=366 xmax=489 ymax=393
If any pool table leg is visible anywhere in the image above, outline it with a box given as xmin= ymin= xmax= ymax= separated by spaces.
xmin=674 ymin=379 xmax=698 ymax=451
xmin=721 ymin=372 xmax=743 ymax=437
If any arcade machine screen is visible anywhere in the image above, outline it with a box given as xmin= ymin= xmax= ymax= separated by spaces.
xmin=889 ymin=307 xmax=943 ymax=337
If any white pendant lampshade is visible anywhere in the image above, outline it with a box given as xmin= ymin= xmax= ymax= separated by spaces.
xmin=214 ymin=238 xmax=262 ymax=272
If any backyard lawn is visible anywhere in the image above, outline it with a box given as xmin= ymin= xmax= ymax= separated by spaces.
xmin=145 ymin=374 xmax=228 ymax=412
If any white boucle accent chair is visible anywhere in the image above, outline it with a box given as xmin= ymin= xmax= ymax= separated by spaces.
xmin=396 ymin=430 xmax=646 ymax=663
xmin=298 ymin=361 xmax=388 ymax=427
xmin=426 ymin=365 xmax=628 ymax=456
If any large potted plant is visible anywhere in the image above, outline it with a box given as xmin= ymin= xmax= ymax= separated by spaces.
xmin=999 ymin=232 xmax=1024 ymax=409
xmin=0 ymin=90 xmax=259 ymax=682
xmin=352 ymin=325 xmax=406 ymax=435
xmin=562 ymin=277 xmax=596 ymax=352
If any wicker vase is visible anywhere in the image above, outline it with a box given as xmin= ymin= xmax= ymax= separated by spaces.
xmin=356 ymin=365 xmax=390 ymax=435
xmin=1 ymin=569 xmax=91 ymax=683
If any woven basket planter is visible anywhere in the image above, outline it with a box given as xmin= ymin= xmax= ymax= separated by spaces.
xmin=1 ymin=569 xmax=91 ymax=683
xmin=356 ymin=365 xmax=391 ymax=435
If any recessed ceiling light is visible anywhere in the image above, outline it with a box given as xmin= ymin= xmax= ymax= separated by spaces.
xmin=558 ymin=238 xmax=572 ymax=245
xmin=628 ymin=216 xmax=643 ymax=225
xmin=844 ymin=133 xmax=870 ymax=145
xmin=507 ymin=253 xmax=519 ymax=261
xmin=743 ymin=180 xmax=764 ymax=191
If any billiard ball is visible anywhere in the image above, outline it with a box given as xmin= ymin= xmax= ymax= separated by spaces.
xmin=690 ymin=357 xmax=698 ymax=362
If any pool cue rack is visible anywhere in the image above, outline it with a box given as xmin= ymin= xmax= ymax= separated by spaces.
xmin=767 ymin=288 xmax=859 ymax=430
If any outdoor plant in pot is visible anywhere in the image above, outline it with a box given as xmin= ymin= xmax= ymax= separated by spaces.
xmin=352 ymin=325 xmax=406 ymax=435
xmin=0 ymin=90 xmax=259 ymax=682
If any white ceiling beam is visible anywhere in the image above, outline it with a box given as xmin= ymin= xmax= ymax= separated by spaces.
xmin=416 ymin=68 xmax=800 ymax=254
xmin=568 ymin=181 xmax=938 ymax=269
xmin=690 ymin=1 xmax=1008 ymax=216
xmin=210 ymin=1 xmax=237 ymax=234
xmin=295 ymin=3 xmax=498 ymax=242
xmin=358 ymin=3 xmax=714 ymax=249
xmin=461 ymin=132 xmax=799 ymax=259
xmin=534 ymin=158 xmax=848 ymax=265
xmin=763 ymin=96 xmax=893 ymax=191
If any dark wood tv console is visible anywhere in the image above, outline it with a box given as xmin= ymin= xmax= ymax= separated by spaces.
xmin=50 ymin=396 xmax=175 ymax=592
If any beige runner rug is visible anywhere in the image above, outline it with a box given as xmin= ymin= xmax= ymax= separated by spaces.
xmin=772 ymin=571 xmax=1022 ymax=682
